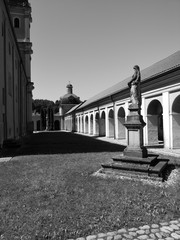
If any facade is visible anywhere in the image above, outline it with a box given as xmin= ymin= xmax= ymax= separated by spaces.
xmin=0 ymin=0 xmax=33 ymax=147
xmin=64 ymin=51 xmax=180 ymax=149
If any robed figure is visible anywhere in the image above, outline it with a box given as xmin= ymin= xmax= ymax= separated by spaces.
xmin=128 ymin=65 xmax=141 ymax=107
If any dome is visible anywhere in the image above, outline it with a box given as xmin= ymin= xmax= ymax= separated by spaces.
xmin=60 ymin=83 xmax=81 ymax=104
xmin=60 ymin=93 xmax=81 ymax=104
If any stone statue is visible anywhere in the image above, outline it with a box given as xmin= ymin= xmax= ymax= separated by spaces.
xmin=128 ymin=65 xmax=141 ymax=107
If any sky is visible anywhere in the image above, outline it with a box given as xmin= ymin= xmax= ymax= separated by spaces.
xmin=29 ymin=0 xmax=180 ymax=102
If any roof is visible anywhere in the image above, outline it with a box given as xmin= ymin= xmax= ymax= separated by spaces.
xmin=78 ymin=50 xmax=180 ymax=110
xmin=65 ymin=102 xmax=85 ymax=115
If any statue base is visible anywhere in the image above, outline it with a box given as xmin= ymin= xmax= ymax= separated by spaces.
xmin=101 ymin=104 xmax=169 ymax=180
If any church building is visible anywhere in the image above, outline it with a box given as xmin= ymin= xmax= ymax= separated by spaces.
xmin=32 ymin=83 xmax=82 ymax=132
xmin=0 ymin=0 xmax=33 ymax=147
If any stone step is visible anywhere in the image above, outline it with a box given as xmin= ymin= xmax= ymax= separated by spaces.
xmin=102 ymin=162 xmax=150 ymax=174
xmin=148 ymin=159 xmax=169 ymax=177
xmin=100 ymin=168 xmax=163 ymax=182
xmin=101 ymin=158 xmax=169 ymax=179
xmin=112 ymin=154 xmax=158 ymax=165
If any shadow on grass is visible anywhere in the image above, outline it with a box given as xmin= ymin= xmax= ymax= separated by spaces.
xmin=4 ymin=131 xmax=125 ymax=156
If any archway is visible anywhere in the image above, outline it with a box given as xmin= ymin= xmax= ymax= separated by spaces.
xmin=147 ymin=100 xmax=163 ymax=145
xmin=172 ymin=95 xmax=180 ymax=148
xmin=54 ymin=120 xmax=60 ymax=130
xmin=108 ymin=109 xmax=114 ymax=138
xmin=117 ymin=107 xmax=125 ymax=139
xmin=99 ymin=111 xmax=106 ymax=136
xmin=75 ymin=117 xmax=78 ymax=132
xmin=85 ymin=115 xmax=89 ymax=134
xmin=95 ymin=112 xmax=99 ymax=136
xmin=90 ymin=114 xmax=93 ymax=135
xmin=81 ymin=116 xmax=84 ymax=133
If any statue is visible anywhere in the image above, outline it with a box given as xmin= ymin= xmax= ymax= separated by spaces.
xmin=128 ymin=65 xmax=141 ymax=107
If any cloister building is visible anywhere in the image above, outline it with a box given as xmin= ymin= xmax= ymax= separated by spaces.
xmin=64 ymin=51 xmax=180 ymax=149
xmin=0 ymin=0 xmax=33 ymax=147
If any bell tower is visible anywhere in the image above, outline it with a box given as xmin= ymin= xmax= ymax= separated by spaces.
xmin=6 ymin=0 xmax=34 ymax=133
xmin=6 ymin=0 xmax=33 ymax=81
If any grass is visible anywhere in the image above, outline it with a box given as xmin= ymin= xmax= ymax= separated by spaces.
xmin=0 ymin=132 xmax=180 ymax=239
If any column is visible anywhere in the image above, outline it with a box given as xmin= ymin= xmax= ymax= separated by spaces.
xmin=162 ymin=92 xmax=170 ymax=149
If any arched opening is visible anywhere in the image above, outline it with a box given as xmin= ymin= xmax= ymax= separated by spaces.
xmin=85 ymin=115 xmax=89 ymax=134
xmin=54 ymin=120 xmax=60 ymax=130
xmin=117 ymin=107 xmax=125 ymax=139
xmin=147 ymin=100 xmax=163 ymax=145
xmin=75 ymin=117 xmax=78 ymax=132
xmin=172 ymin=95 xmax=180 ymax=148
xmin=108 ymin=109 xmax=114 ymax=138
xmin=90 ymin=114 xmax=93 ymax=135
xmin=14 ymin=18 xmax=20 ymax=28
xmin=81 ymin=116 xmax=84 ymax=133
xmin=95 ymin=112 xmax=99 ymax=136
xmin=99 ymin=111 xmax=106 ymax=136
xmin=37 ymin=120 xmax=41 ymax=131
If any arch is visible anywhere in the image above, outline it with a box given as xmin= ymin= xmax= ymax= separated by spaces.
xmin=108 ymin=109 xmax=114 ymax=138
xmin=147 ymin=100 xmax=163 ymax=145
xmin=85 ymin=115 xmax=89 ymax=134
xmin=90 ymin=114 xmax=93 ymax=135
xmin=95 ymin=112 xmax=100 ymax=136
xmin=54 ymin=120 xmax=60 ymax=130
xmin=75 ymin=117 xmax=78 ymax=132
xmin=37 ymin=120 xmax=41 ymax=131
xmin=117 ymin=107 xmax=125 ymax=139
xmin=81 ymin=115 xmax=84 ymax=133
xmin=14 ymin=18 xmax=20 ymax=28
xmin=172 ymin=95 xmax=180 ymax=148
xmin=99 ymin=111 xmax=106 ymax=136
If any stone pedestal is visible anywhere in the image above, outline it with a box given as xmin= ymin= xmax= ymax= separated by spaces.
xmin=101 ymin=104 xmax=169 ymax=181
xmin=123 ymin=104 xmax=147 ymax=158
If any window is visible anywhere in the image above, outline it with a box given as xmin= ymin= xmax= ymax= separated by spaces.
xmin=14 ymin=18 xmax=20 ymax=28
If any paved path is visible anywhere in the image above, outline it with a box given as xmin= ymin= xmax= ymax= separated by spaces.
xmin=69 ymin=219 xmax=180 ymax=240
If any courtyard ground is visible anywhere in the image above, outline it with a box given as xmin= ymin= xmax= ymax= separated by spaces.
xmin=0 ymin=131 xmax=180 ymax=239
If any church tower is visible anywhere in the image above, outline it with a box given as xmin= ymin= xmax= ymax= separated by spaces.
xmin=6 ymin=0 xmax=34 ymax=132
xmin=6 ymin=0 xmax=33 ymax=80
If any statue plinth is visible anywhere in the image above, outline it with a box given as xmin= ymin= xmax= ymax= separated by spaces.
xmin=123 ymin=104 xmax=147 ymax=158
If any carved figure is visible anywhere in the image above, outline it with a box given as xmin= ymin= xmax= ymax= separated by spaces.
xmin=128 ymin=65 xmax=141 ymax=107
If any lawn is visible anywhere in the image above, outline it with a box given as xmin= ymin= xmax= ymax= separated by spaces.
xmin=0 ymin=132 xmax=180 ymax=239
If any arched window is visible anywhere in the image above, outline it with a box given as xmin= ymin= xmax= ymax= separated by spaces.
xmin=14 ymin=18 xmax=20 ymax=28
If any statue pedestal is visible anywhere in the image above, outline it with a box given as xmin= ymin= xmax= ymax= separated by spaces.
xmin=101 ymin=104 xmax=169 ymax=181
xmin=123 ymin=104 xmax=147 ymax=158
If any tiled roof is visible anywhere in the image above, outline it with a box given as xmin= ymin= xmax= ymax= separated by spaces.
xmin=78 ymin=51 xmax=180 ymax=110
xmin=65 ymin=102 xmax=85 ymax=115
